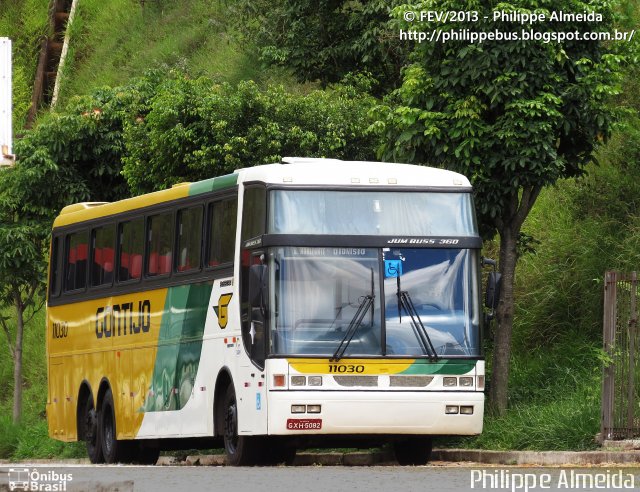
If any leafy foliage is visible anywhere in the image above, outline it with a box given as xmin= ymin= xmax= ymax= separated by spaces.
xmin=121 ymin=71 xmax=379 ymax=193
xmin=376 ymin=0 xmax=622 ymax=237
xmin=235 ymin=0 xmax=410 ymax=94
xmin=371 ymin=0 xmax=624 ymax=413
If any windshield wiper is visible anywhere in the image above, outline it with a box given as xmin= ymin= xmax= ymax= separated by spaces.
xmin=331 ymin=269 xmax=375 ymax=362
xmin=396 ymin=276 xmax=438 ymax=361
xmin=331 ymin=294 xmax=374 ymax=362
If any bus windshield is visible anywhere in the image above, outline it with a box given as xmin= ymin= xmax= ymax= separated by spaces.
xmin=269 ymin=190 xmax=477 ymax=236
xmin=268 ymin=247 xmax=481 ymax=358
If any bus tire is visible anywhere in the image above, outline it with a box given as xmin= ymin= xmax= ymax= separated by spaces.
xmin=81 ymin=393 xmax=103 ymax=464
xmin=222 ymin=385 xmax=261 ymax=466
xmin=393 ymin=436 xmax=432 ymax=466
xmin=99 ymin=388 xmax=132 ymax=464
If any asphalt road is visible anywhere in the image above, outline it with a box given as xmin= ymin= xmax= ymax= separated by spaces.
xmin=1 ymin=464 xmax=640 ymax=492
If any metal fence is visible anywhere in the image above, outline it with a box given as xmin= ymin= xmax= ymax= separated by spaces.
xmin=601 ymin=271 xmax=640 ymax=440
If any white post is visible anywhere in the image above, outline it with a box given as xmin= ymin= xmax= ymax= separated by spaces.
xmin=0 ymin=37 xmax=15 ymax=167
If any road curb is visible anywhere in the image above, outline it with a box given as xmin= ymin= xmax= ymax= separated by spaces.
xmin=6 ymin=449 xmax=640 ymax=467
xmin=431 ymin=449 xmax=640 ymax=466
xmin=157 ymin=449 xmax=640 ymax=467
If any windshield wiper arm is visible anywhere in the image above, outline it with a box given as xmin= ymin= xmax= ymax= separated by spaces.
xmin=331 ymin=294 xmax=374 ymax=362
xmin=396 ymin=275 xmax=438 ymax=361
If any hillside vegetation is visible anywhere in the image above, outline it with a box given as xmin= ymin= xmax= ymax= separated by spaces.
xmin=0 ymin=0 xmax=638 ymax=459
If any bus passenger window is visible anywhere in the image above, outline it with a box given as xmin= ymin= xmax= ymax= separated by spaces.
xmin=147 ymin=212 xmax=174 ymax=277
xmin=176 ymin=206 xmax=203 ymax=272
xmin=118 ymin=218 xmax=144 ymax=282
xmin=208 ymin=198 xmax=237 ymax=267
xmin=65 ymin=231 xmax=89 ymax=292
xmin=91 ymin=225 xmax=115 ymax=286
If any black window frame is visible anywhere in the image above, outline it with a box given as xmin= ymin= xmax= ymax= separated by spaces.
xmin=49 ymin=235 xmax=62 ymax=298
xmin=48 ymin=186 xmax=239 ymax=306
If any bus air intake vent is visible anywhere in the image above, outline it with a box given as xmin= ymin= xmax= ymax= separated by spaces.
xmin=389 ymin=375 xmax=434 ymax=387
xmin=333 ymin=376 xmax=378 ymax=387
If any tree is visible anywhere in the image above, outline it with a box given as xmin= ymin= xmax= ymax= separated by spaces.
xmin=121 ymin=74 xmax=379 ymax=193
xmin=376 ymin=0 xmax=622 ymax=414
xmin=0 ymin=168 xmax=49 ymax=423
xmin=0 ymin=77 xmax=143 ymax=421
xmin=236 ymin=0 xmax=409 ymax=94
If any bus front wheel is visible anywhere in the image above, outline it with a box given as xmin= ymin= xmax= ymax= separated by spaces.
xmin=393 ymin=436 xmax=433 ymax=466
xmin=222 ymin=385 xmax=261 ymax=466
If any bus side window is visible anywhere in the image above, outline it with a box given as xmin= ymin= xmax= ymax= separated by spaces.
xmin=64 ymin=230 xmax=89 ymax=292
xmin=118 ymin=218 xmax=144 ymax=282
xmin=49 ymin=236 xmax=62 ymax=297
xmin=176 ymin=206 xmax=203 ymax=272
xmin=91 ymin=224 xmax=116 ymax=287
xmin=241 ymin=187 xmax=266 ymax=242
xmin=146 ymin=212 xmax=174 ymax=277
xmin=207 ymin=197 xmax=238 ymax=267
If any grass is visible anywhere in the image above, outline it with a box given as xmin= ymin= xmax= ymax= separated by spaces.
xmin=55 ymin=0 xmax=299 ymax=107
xmin=0 ymin=0 xmax=49 ymax=130
xmin=0 ymin=307 xmax=84 ymax=460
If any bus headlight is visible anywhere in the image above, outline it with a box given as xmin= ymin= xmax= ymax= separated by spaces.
xmin=443 ymin=377 xmax=457 ymax=387
xmin=445 ymin=405 xmax=459 ymax=414
xmin=459 ymin=377 xmax=474 ymax=387
xmin=308 ymin=376 xmax=323 ymax=386
xmin=291 ymin=376 xmax=306 ymax=386
xmin=307 ymin=404 xmax=322 ymax=414
xmin=460 ymin=406 xmax=474 ymax=415
xmin=291 ymin=405 xmax=306 ymax=414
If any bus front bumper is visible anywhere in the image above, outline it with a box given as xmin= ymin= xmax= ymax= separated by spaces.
xmin=267 ymin=390 xmax=484 ymax=435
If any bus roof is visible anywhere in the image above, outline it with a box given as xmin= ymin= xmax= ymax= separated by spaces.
xmin=53 ymin=159 xmax=471 ymax=228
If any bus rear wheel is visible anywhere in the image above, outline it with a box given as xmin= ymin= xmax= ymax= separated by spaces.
xmin=82 ymin=393 xmax=103 ymax=464
xmin=393 ymin=436 xmax=432 ymax=466
xmin=100 ymin=388 xmax=132 ymax=464
xmin=222 ymin=385 xmax=261 ymax=466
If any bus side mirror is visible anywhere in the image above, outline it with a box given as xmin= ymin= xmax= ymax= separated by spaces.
xmin=482 ymin=258 xmax=501 ymax=322
xmin=485 ymin=272 xmax=502 ymax=312
xmin=249 ymin=264 xmax=267 ymax=309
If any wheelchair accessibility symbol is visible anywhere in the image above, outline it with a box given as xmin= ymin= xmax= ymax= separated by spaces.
xmin=384 ymin=259 xmax=403 ymax=278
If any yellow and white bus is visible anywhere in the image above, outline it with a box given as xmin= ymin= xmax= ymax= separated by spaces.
xmin=46 ymin=158 xmax=486 ymax=465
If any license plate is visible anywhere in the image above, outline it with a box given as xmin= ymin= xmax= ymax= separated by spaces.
xmin=286 ymin=418 xmax=322 ymax=430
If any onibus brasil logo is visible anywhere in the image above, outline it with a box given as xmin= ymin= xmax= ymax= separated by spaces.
xmin=7 ymin=468 xmax=72 ymax=491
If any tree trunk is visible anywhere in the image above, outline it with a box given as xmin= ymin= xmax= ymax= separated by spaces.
xmin=488 ymin=225 xmax=519 ymax=415
xmin=487 ymin=186 xmax=541 ymax=415
xmin=12 ymin=290 xmax=24 ymax=424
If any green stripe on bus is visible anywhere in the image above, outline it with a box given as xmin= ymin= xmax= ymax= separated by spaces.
xmin=141 ymin=282 xmax=213 ymax=412
xmin=189 ymin=173 xmax=238 ymax=196
xmin=400 ymin=359 xmax=476 ymax=375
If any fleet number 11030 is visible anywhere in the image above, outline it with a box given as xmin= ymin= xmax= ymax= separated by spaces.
xmin=328 ymin=364 xmax=365 ymax=373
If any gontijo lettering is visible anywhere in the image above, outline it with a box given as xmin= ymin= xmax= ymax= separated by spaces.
xmin=95 ymin=300 xmax=151 ymax=338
